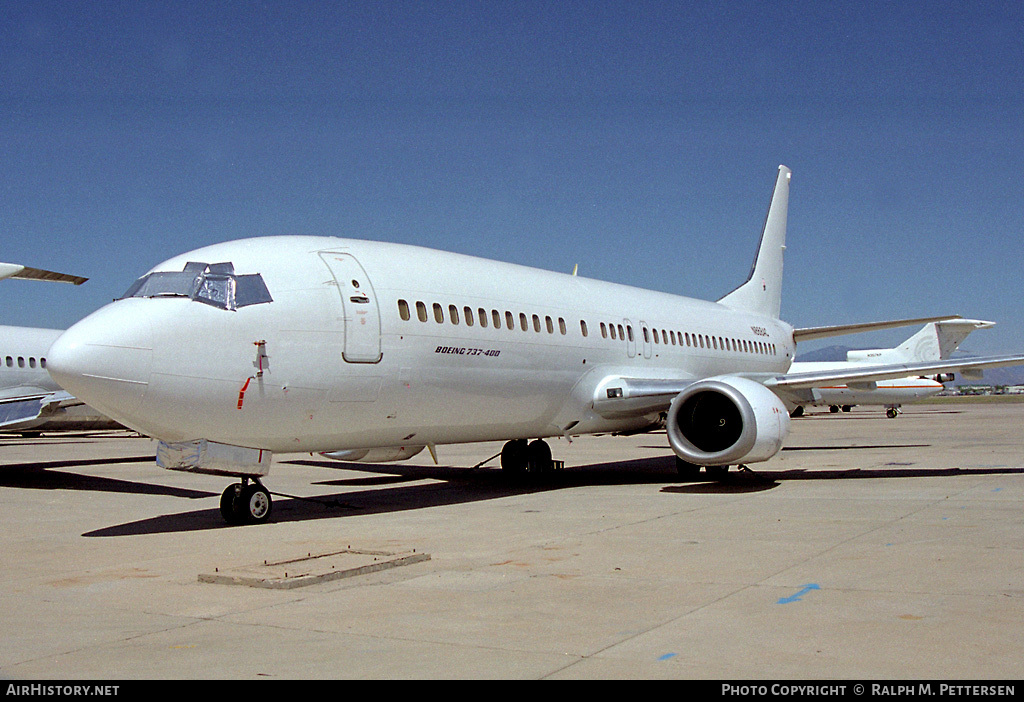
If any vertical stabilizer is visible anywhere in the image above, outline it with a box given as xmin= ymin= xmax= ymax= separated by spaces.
xmin=717 ymin=165 xmax=791 ymax=319
xmin=847 ymin=319 xmax=996 ymax=364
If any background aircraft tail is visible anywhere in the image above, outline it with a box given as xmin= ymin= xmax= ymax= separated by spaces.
xmin=717 ymin=165 xmax=790 ymax=319
xmin=846 ymin=319 xmax=995 ymax=364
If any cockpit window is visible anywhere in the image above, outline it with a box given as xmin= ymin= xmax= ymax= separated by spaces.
xmin=120 ymin=262 xmax=273 ymax=311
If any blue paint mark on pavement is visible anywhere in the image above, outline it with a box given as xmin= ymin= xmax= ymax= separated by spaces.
xmin=777 ymin=583 xmax=820 ymax=604
xmin=658 ymin=653 xmax=678 ymax=661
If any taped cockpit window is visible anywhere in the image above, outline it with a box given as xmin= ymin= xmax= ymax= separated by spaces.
xmin=121 ymin=262 xmax=272 ymax=311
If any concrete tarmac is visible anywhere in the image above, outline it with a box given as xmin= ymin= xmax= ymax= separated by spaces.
xmin=0 ymin=400 xmax=1022 ymax=680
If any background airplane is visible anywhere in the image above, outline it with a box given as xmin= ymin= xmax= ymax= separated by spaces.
xmin=44 ymin=166 xmax=1024 ymax=524
xmin=787 ymin=318 xmax=993 ymax=418
xmin=0 ymin=264 xmax=120 ymax=434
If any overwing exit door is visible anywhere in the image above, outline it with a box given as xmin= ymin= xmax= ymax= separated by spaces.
xmin=318 ymin=251 xmax=383 ymax=363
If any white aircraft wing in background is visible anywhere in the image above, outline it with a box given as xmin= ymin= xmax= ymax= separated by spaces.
xmin=0 ymin=262 xmax=87 ymax=285
xmin=763 ymin=354 xmax=1024 ymax=398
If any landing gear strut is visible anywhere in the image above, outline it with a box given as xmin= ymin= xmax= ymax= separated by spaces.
xmin=220 ymin=478 xmax=273 ymax=525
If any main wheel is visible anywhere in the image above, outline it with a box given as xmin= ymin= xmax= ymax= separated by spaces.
xmin=500 ymin=439 xmax=529 ymax=475
xmin=675 ymin=457 xmax=701 ymax=479
xmin=705 ymin=465 xmax=729 ymax=480
xmin=526 ymin=439 xmax=553 ymax=475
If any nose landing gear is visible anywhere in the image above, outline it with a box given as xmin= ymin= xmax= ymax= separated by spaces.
xmin=220 ymin=478 xmax=273 ymax=525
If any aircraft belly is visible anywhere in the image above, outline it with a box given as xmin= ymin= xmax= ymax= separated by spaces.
xmin=382 ymin=364 xmax=579 ymax=444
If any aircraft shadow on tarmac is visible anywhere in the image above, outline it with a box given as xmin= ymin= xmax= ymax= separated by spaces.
xmin=0 ymin=455 xmax=213 ymax=499
xmin=81 ymin=451 xmax=1024 ymax=538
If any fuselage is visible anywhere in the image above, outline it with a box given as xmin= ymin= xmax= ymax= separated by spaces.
xmin=0 ymin=325 xmax=63 ymax=399
xmin=47 ymin=236 xmax=795 ymax=454
xmin=788 ymin=359 xmax=944 ymax=406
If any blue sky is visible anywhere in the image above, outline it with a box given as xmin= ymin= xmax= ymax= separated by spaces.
xmin=2 ymin=1 xmax=1023 ymax=356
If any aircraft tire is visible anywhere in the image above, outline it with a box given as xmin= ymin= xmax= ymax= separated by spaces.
xmin=526 ymin=439 xmax=553 ymax=475
xmin=220 ymin=484 xmax=244 ymax=525
xmin=675 ymin=457 xmax=701 ymax=479
xmin=705 ymin=465 xmax=729 ymax=480
xmin=500 ymin=439 xmax=529 ymax=475
xmin=238 ymin=483 xmax=273 ymax=524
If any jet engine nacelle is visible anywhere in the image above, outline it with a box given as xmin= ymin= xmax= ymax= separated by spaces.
xmin=666 ymin=376 xmax=790 ymax=466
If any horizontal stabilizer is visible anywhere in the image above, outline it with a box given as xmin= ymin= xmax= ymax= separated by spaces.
xmin=794 ymin=315 xmax=961 ymax=342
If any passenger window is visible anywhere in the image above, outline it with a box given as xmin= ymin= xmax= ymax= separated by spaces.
xmin=464 ymin=306 xmax=474 ymax=326
xmin=18 ymin=357 xmax=24 ymax=368
xmin=433 ymin=303 xmax=444 ymax=323
xmin=520 ymin=313 xmax=528 ymax=331
xmin=492 ymin=310 xmax=501 ymax=328
xmin=506 ymin=311 xmax=514 ymax=330
xmin=545 ymin=316 xmax=553 ymax=334
xmin=609 ymin=324 xmax=617 ymax=340
xmin=580 ymin=320 xmax=588 ymax=337
xmin=600 ymin=323 xmax=607 ymax=339
xmin=416 ymin=301 xmax=428 ymax=322
xmin=40 ymin=358 xmax=46 ymax=368
xmin=4 ymin=357 xmax=10 ymax=367
xmin=29 ymin=358 xmax=36 ymax=368
xmin=398 ymin=299 xmax=411 ymax=321
xmin=652 ymin=329 xmax=658 ymax=344
xmin=558 ymin=317 xmax=566 ymax=335
xmin=532 ymin=314 xmax=541 ymax=333
xmin=478 ymin=308 xmax=488 ymax=327
xmin=449 ymin=305 xmax=460 ymax=325
xmin=618 ymin=324 xmax=625 ymax=340
xmin=627 ymin=326 xmax=634 ymax=342
xmin=643 ymin=327 xmax=649 ymax=343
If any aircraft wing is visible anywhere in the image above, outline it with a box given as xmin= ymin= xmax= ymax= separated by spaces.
xmin=0 ymin=262 xmax=88 ymax=285
xmin=0 ymin=390 xmax=78 ymax=430
xmin=592 ymin=352 xmax=1024 ymax=419
xmin=762 ymin=354 xmax=1024 ymax=399
xmin=794 ymin=315 xmax=961 ymax=342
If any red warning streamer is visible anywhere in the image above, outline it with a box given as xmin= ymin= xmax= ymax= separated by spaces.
xmin=237 ymin=377 xmax=252 ymax=410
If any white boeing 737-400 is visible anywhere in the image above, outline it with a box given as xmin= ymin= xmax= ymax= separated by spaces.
xmin=44 ymin=166 xmax=1024 ymax=524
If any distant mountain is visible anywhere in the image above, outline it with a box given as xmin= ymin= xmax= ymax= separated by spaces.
xmin=795 ymin=345 xmax=853 ymax=362
xmin=795 ymin=346 xmax=1024 ymax=386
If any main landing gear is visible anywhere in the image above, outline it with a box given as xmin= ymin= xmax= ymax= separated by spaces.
xmin=675 ymin=457 xmax=735 ymax=480
xmin=220 ymin=478 xmax=273 ymax=525
xmin=500 ymin=438 xmax=558 ymax=477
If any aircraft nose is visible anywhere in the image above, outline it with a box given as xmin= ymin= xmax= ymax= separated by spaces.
xmin=46 ymin=302 xmax=154 ymax=419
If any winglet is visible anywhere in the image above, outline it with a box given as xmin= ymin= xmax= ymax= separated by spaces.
xmin=717 ymin=165 xmax=790 ymax=319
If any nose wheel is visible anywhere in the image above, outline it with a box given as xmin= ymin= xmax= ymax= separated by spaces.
xmin=220 ymin=479 xmax=273 ymax=525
